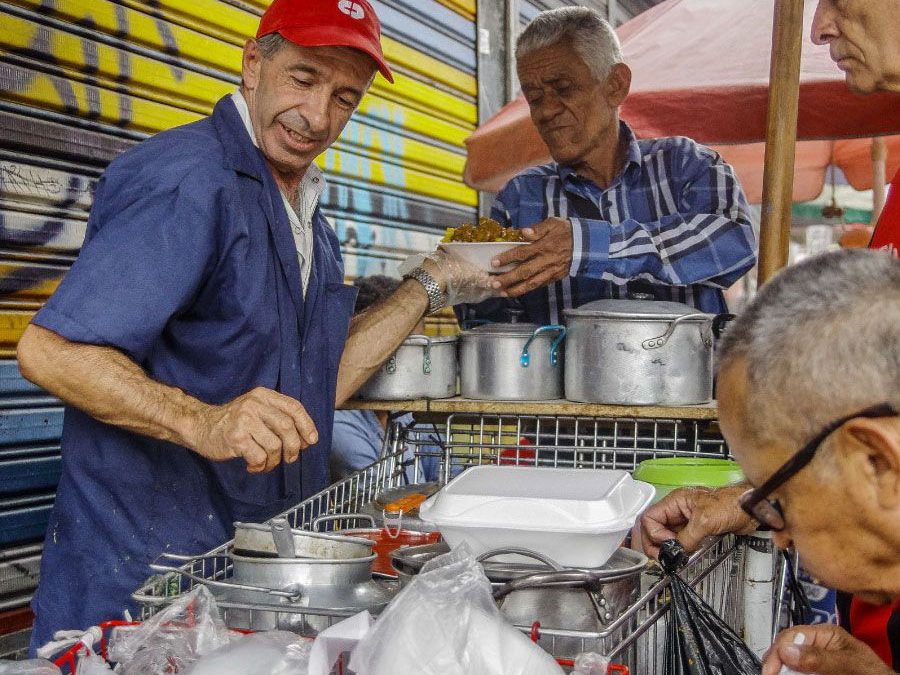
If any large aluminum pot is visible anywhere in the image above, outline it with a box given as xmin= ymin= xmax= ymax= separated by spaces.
xmin=458 ymin=323 xmax=566 ymax=400
xmin=357 ymin=334 xmax=457 ymax=400
xmin=563 ymin=299 xmax=728 ymax=405
xmin=391 ymin=543 xmax=646 ymax=658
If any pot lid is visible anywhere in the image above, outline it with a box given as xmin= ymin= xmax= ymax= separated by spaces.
xmin=391 ymin=542 xmax=647 ymax=581
xmin=403 ymin=334 xmax=457 ymax=345
xmin=564 ymin=299 xmax=713 ymax=321
xmin=459 ymin=323 xmax=551 ymax=338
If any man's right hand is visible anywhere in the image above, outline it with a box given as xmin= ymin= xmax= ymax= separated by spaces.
xmin=639 ymin=484 xmax=757 ymax=559
xmin=190 ymin=387 xmax=318 ymax=473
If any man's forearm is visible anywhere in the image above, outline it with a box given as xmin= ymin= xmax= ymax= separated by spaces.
xmin=17 ymin=324 xmax=206 ymax=449
xmin=335 ymin=279 xmax=429 ymax=406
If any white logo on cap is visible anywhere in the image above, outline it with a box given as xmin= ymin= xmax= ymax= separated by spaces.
xmin=337 ymin=0 xmax=365 ymax=19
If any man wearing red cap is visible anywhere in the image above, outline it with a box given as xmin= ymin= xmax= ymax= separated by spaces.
xmin=18 ymin=0 xmax=489 ymax=652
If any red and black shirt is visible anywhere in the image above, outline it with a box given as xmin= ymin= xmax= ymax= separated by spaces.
xmin=837 ymin=593 xmax=900 ymax=670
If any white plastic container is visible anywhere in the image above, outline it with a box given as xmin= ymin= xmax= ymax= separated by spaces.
xmin=418 ymin=466 xmax=655 ymax=568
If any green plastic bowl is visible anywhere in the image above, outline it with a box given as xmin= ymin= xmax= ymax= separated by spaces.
xmin=633 ymin=458 xmax=745 ymax=503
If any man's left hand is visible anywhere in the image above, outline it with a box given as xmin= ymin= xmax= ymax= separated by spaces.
xmin=490 ymin=217 xmax=573 ymax=297
xmin=762 ymin=624 xmax=894 ymax=675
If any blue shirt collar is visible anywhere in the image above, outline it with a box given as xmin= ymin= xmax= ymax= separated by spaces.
xmin=557 ymin=120 xmax=642 ymax=190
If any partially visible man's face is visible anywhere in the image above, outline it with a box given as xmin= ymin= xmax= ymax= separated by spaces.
xmin=517 ymin=43 xmax=626 ymax=167
xmin=241 ymin=39 xmax=376 ymax=183
xmin=717 ymin=358 xmax=899 ymax=603
xmin=811 ymin=0 xmax=900 ymax=93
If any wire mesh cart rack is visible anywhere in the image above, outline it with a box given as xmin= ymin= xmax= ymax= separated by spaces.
xmin=133 ymin=405 xmax=773 ymax=671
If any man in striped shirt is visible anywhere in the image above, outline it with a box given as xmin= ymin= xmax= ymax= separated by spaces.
xmin=459 ymin=7 xmax=757 ymax=326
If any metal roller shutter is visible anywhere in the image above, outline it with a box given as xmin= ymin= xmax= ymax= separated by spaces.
xmin=0 ymin=0 xmax=479 ymax=617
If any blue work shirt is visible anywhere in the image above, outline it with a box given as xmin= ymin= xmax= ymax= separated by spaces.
xmin=28 ymin=96 xmax=357 ymax=650
xmin=331 ymin=410 xmax=440 ymax=483
xmin=458 ymin=122 xmax=757 ymax=326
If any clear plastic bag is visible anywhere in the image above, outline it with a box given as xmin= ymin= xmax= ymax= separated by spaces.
xmin=184 ymin=631 xmax=312 ymax=675
xmin=74 ymin=648 xmax=112 ymax=675
xmin=0 ymin=659 xmax=61 ymax=675
xmin=572 ymin=652 xmax=611 ymax=675
xmin=348 ymin=544 xmax=564 ymax=675
xmin=106 ymin=585 xmax=231 ymax=675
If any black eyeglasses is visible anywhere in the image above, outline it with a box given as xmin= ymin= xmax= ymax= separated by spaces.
xmin=739 ymin=402 xmax=897 ymax=531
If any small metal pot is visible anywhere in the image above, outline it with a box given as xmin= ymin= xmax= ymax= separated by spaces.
xmin=459 ymin=323 xmax=566 ymax=400
xmin=149 ymin=551 xmax=396 ymax=634
xmin=563 ymin=299 xmax=729 ymax=405
xmin=357 ymin=334 xmax=457 ymax=400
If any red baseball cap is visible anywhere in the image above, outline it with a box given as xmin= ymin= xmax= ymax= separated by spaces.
xmin=256 ymin=0 xmax=393 ymax=83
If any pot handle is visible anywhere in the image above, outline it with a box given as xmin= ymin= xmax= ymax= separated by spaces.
xmin=712 ymin=312 xmax=736 ymax=339
xmin=476 ymin=547 xmax=564 ymax=571
xmin=520 ymin=325 xmax=567 ymax=367
xmin=491 ymin=569 xmax=606 ymax=600
xmin=641 ymin=313 xmax=711 ymax=350
xmin=146 ymin=555 xmax=302 ymax=601
xmin=382 ymin=509 xmax=410 ymax=539
xmin=385 ymin=336 xmax=433 ymax=375
xmin=311 ymin=513 xmax=377 ymax=532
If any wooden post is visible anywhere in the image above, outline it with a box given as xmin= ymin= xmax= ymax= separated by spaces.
xmin=757 ymin=0 xmax=805 ymax=286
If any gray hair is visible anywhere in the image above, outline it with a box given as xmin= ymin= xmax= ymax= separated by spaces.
xmin=516 ymin=7 xmax=624 ymax=81
xmin=257 ymin=32 xmax=287 ymax=59
xmin=718 ymin=249 xmax=900 ymax=447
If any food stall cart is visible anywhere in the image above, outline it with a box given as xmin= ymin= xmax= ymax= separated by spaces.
xmin=127 ymin=0 xmax=816 ymax=667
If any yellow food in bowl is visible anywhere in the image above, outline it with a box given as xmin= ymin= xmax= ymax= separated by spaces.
xmin=441 ymin=217 xmax=526 ymax=243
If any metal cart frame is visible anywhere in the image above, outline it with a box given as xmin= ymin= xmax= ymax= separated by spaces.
xmin=133 ymin=411 xmax=771 ymax=670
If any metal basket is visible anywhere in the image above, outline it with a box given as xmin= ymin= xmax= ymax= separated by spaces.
xmin=133 ymin=412 xmax=752 ymax=670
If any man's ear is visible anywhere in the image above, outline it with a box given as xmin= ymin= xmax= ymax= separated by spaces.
xmin=604 ymin=62 xmax=632 ymax=108
xmin=839 ymin=418 xmax=900 ymax=510
xmin=242 ymin=38 xmax=263 ymax=92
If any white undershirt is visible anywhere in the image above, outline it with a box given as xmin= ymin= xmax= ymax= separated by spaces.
xmin=231 ymin=89 xmax=324 ymax=297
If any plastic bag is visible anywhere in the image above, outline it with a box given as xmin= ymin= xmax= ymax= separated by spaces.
xmin=349 ymin=544 xmax=564 ymax=675
xmin=73 ymin=648 xmax=112 ymax=675
xmin=781 ymin=550 xmax=813 ymax=626
xmin=660 ymin=540 xmax=762 ymax=675
xmin=572 ymin=652 xmax=610 ymax=675
xmin=183 ymin=631 xmax=312 ymax=675
xmin=106 ymin=585 xmax=231 ymax=674
xmin=0 ymin=659 xmax=61 ymax=675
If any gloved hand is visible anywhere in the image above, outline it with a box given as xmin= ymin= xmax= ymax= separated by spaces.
xmin=399 ymin=247 xmax=498 ymax=309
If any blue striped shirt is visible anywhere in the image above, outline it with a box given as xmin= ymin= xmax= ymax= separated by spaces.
xmin=459 ymin=123 xmax=757 ymax=326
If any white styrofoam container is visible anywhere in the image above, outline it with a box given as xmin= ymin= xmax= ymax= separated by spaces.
xmin=418 ymin=466 xmax=655 ymax=568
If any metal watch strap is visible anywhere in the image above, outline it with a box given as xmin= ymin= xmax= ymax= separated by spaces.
xmin=404 ymin=266 xmax=446 ymax=314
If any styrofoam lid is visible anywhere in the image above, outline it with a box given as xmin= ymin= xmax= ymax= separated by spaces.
xmin=419 ymin=466 xmax=655 ymax=534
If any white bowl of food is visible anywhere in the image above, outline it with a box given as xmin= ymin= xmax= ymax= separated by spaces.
xmin=438 ymin=241 xmax=528 ymax=274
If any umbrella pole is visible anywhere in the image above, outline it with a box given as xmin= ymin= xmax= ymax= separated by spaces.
xmin=871 ymin=137 xmax=887 ymax=224
xmin=757 ymin=0 xmax=805 ymax=285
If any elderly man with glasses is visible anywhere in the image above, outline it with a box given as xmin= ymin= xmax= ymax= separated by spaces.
xmin=640 ymin=249 xmax=900 ymax=675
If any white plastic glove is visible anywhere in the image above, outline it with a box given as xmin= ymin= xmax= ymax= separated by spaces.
xmin=398 ymin=247 xmax=498 ymax=309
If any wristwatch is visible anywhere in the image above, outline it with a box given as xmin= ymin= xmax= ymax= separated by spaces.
xmin=403 ymin=266 xmax=447 ymax=314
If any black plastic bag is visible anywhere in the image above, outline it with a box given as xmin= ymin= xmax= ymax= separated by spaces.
xmin=781 ymin=550 xmax=814 ymax=626
xmin=661 ymin=540 xmax=762 ymax=675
